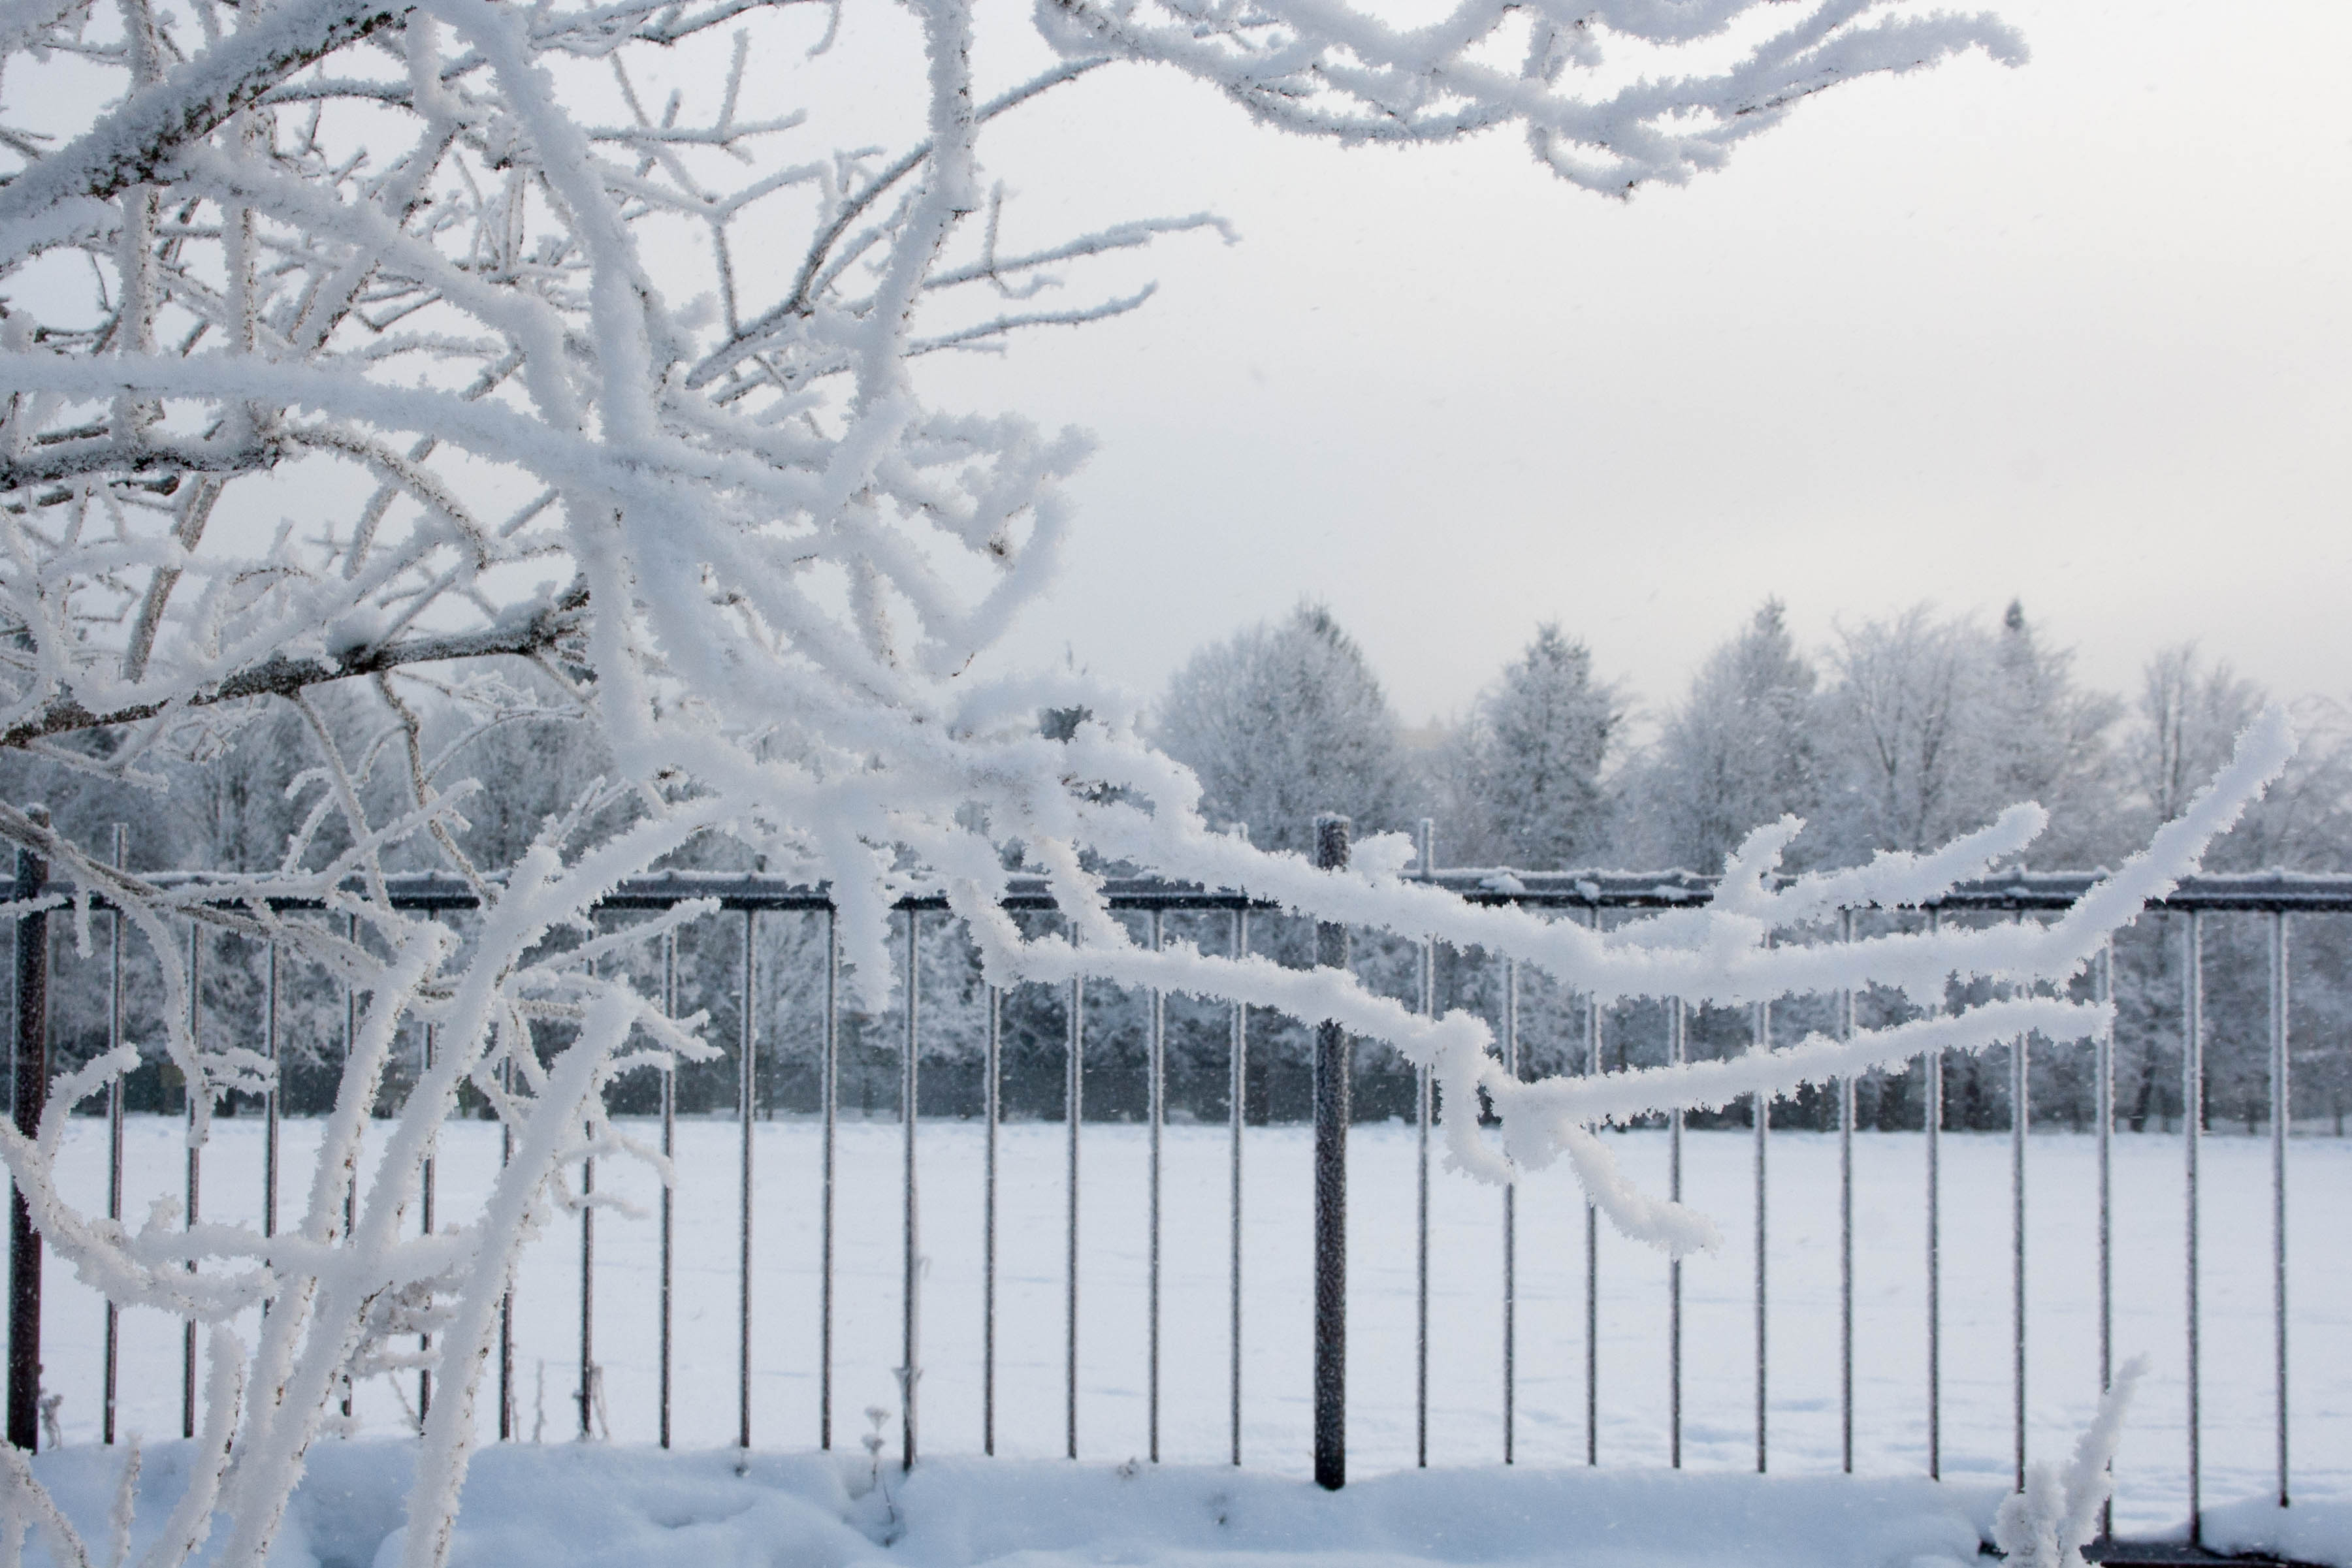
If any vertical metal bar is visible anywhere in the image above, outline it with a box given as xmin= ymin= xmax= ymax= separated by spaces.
xmin=344 ymin=912 xmax=358 ymax=1247
xmin=660 ymin=929 xmax=676 ymax=1450
xmin=421 ymin=1021 xmax=435 ymax=1428
xmin=2270 ymin=910 xmax=2289 ymax=1510
xmin=2096 ymin=938 xmax=2112 ymax=1535
xmin=8 ymin=825 xmax=47 ymax=1452
xmin=1415 ymin=1040 xmax=1432 ymax=1467
xmin=1668 ymin=993 xmax=1683 ymax=1471
xmin=1312 ymin=813 xmax=1351 ymax=1491
xmin=1416 ymin=966 xmax=1432 ymax=1464
xmin=1229 ymin=908 xmax=1247 ymax=1469
xmin=739 ymin=906 xmax=756 ymax=1451
xmin=1066 ymin=970 xmax=1083 ymax=1462
xmin=264 ymin=941 xmax=279 ymax=1241
xmin=1148 ymin=907 xmax=1164 ymax=1465
xmin=182 ymin=921 xmax=200 ymax=1442
xmin=901 ymin=908 xmax=920 ymax=1472
xmin=579 ymin=1102 xmax=592 ymax=1440
xmin=498 ymin=1019 xmax=513 ymax=1441
xmin=103 ymin=824 xmax=124 ymax=1448
xmin=821 ymin=907 xmax=837 ymax=1450
xmin=983 ymin=978 xmax=1000 ymax=1458
xmin=1585 ymin=905 xmax=1600 ymax=1469
xmin=1927 ymin=912 xmax=1943 ymax=1484
xmin=2012 ymin=908 xmax=2029 ymax=1496
xmin=2185 ymin=910 xmax=2204 ymax=1547
xmin=1838 ymin=906 xmax=1854 ymax=1476
xmin=1503 ymin=957 xmax=1518 ymax=1467
xmin=338 ymin=911 xmax=361 ymax=1431
xmin=1754 ymin=995 xmax=1768 ymax=1475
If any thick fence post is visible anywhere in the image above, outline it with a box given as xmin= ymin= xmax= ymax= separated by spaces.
xmin=8 ymin=811 xmax=47 ymax=1452
xmin=1312 ymin=812 xmax=1350 ymax=1490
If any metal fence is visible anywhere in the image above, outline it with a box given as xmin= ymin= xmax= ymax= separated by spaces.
xmin=5 ymin=825 xmax=2344 ymax=1552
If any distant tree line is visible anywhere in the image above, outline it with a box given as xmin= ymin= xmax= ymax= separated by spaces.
xmin=1152 ymin=598 xmax=2352 ymax=1134
xmin=5 ymin=602 xmax=2348 ymax=1134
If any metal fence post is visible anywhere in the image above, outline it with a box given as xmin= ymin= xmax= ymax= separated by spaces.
xmin=1312 ymin=812 xmax=1350 ymax=1490
xmin=421 ymin=1022 xmax=435 ymax=1427
xmin=1415 ymin=819 xmax=1434 ymax=1471
xmin=2012 ymin=908 xmax=2029 ymax=1495
xmin=1229 ymin=904 xmax=1248 ymax=1469
xmin=1502 ymin=956 xmax=1518 ymax=1466
xmin=8 ymin=815 xmax=47 ymax=1452
xmin=1667 ymin=993 xmax=1684 ymax=1470
xmin=2185 ymin=910 xmax=2204 ymax=1547
xmin=579 ymin=1093 xmax=593 ymax=1441
xmin=1837 ymin=906 xmax=1854 ymax=1476
xmin=2095 ymin=937 xmax=2112 ymax=1535
xmin=901 ymin=908 xmax=921 ymax=1472
xmin=1926 ymin=909 xmax=1944 ymax=1484
xmin=660 ymin=928 xmax=676 ymax=1449
xmin=821 ymin=906 xmax=838 ymax=1450
xmin=1584 ymin=904 xmax=1600 ymax=1469
xmin=183 ymin=924 xmax=200 ymax=1441
xmin=265 ymin=941 xmax=280 ymax=1241
xmin=1065 ymin=968 xmax=1084 ymax=1461
xmin=983 ymin=978 xmax=999 ymax=1456
xmin=739 ymin=906 xmax=756 ymax=1452
xmin=103 ymin=823 xmax=125 ymax=1447
xmin=2270 ymin=910 xmax=2291 ymax=1511
xmin=1753 ymin=991 xmax=1769 ymax=1476
xmin=1147 ymin=906 xmax=1165 ymax=1465
xmin=497 ymin=1008 xmax=513 ymax=1441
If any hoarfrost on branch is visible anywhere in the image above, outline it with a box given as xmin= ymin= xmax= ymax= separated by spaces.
xmin=0 ymin=0 xmax=2271 ymax=1558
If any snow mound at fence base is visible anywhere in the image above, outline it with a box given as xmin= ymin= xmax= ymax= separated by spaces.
xmin=24 ymin=1440 xmax=2043 ymax=1568
xmin=2204 ymin=1499 xmax=2352 ymax=1568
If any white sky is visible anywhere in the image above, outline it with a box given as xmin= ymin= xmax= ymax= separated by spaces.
xmin=11 ymin=0 xmax=2340 ymax=737
xmin=910 ymin=0 xmax=2352 ymax=731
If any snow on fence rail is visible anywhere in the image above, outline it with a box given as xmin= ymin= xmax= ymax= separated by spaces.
xmin=5 ymin=837 xmax=2342 ymax=1544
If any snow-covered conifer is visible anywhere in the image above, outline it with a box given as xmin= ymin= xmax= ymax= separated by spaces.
xmin=1444 ymin=624 xmax=1619 ymax=869
xmin=1984 ymin=600 xmax=2124 ymax=865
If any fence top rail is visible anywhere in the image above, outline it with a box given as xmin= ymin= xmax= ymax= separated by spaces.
xmin=29 ymin=866 xmax=2352 ymax=916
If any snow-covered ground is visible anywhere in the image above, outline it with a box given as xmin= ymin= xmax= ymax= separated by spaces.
xmin=29 ymin=1439 xmax=2022 ymax=1568
xmin=25 ymin=1117 xmax=2351 ymax=1552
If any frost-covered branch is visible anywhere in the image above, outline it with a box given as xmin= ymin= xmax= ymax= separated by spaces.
xmin=0 ymin=577 xmax=587 ymax=750
xmin=0 ymin=0 xmax=2176 ymax=1557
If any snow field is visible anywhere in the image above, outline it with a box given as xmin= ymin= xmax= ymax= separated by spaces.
xmin=27 ymin=1117 xmax=2350 ymax=1541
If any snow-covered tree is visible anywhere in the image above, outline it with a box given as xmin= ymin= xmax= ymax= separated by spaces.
xmin=1810 ymin=601 xmax=2120 ymax=865
xmin=1984 ymin=600 xmax=2124 ymax=865
xmin=0 ymin=0 xmax=2290 ymax=1555
xmin=1814 ymin=605 xmax=1991 ymax=857
xmin=1440 ymin=623 xmax=1618 ymax=868
xmin=1622 ymin=598 xmax=1818 ymax=872
xmin=1153 ymin=603 xmax=1413 ymax=856
xmin=2131 ymin=644 xmax=2268 ymax=831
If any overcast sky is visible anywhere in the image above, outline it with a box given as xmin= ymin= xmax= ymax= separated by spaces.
xmin=912 ymin=0 xmax=2351 ymax=733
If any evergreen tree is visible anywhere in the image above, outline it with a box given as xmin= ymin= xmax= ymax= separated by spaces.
xmin=1984 ymin=599 xmax=2125 ymax=865
xmin=1449 ymin=624 xmax=1620 ymax=868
